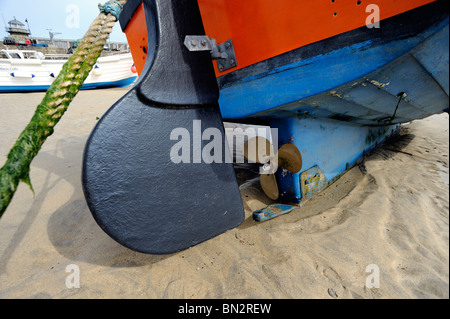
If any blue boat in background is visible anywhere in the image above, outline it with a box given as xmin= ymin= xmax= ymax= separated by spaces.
xmin=0 ymin=49 xmax=137 ymax=93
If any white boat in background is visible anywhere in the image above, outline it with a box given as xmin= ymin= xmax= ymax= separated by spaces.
xmin=0 ymin=49 xmax=138 ymax=93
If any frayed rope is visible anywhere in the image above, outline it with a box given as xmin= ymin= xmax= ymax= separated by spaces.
xmin=98 ymin=0 xmax=124 ymax=20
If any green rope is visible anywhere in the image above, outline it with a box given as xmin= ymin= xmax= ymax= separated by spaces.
xmin=0 ymin=0 xmax=127 ymax=217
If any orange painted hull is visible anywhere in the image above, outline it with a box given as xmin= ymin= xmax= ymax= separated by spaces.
xmin=124 ymin=0 xmax=437 ymax=76
xmin=197 ymin=0 xmax=436 ymax=76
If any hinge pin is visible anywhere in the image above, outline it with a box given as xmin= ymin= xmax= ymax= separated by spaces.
xmin=184 ymin=35 xmax=237 ymax=72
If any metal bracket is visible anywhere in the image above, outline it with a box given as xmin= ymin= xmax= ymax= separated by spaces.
xmin=184 ymin=35 xmax=237 ymax=72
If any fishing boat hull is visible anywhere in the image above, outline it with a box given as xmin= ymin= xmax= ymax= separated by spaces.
xmin=212 ymin=2 xmax=449 ymax=122
xmin=79 ymin=0 xmax=448 ymax=254
xmin=120 ymin=0 xmax=448 ymax=217
xmin=253 ymin=18 xmax=449 ymax=217
xmin=0 ymin=52 xmax=138 ymax=93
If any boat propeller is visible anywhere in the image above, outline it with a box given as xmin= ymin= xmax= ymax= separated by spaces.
xmin=243 ymin=136 xmax=302 ymax=200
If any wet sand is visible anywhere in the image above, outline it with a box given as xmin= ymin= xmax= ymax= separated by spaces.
xmin=0 ymin=87 xmax=448 ymax=298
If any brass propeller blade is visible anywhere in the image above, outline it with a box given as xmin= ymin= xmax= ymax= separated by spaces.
xmin=244 ymin=137 xmax=302 ymax=200
xmin=243 ymin=136 xmax=275 ymax=164
xmin=277 ymin=143 xmax=302 ymax=173
xmin=260 ymin=173 xmax=279 ymax=200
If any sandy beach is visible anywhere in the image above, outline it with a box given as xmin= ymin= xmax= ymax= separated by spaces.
xmin=0 ymin=87 xmax=448 ymax=299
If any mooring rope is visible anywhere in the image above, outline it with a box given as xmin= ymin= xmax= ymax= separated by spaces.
xmin=0 ymin=0 xmax=128 ymax=216
xmin=99 ymin=0 xmax=124 ymax=20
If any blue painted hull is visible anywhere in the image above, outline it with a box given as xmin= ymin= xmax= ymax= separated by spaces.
xmin=0 ymin=76 xmax=137 ymax=93
xmin=269 ymin=117 xmax=399 ymax=205
xmin=217 ymin=2 xmax=449 ymax=218
xmin=218 ymin=20 xmax=448 ymax=123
